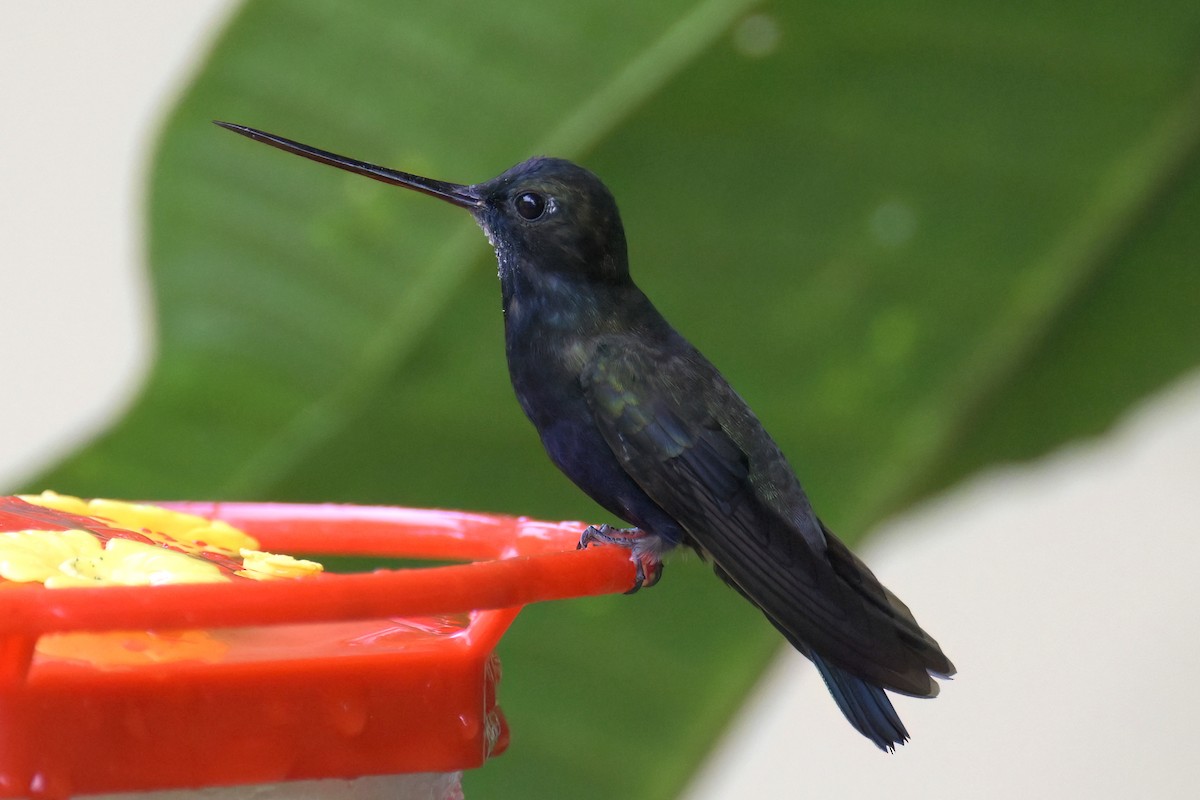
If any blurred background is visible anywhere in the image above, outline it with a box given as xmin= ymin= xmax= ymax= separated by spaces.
xmin=3 ymin=2 xmax=1198 ymax=797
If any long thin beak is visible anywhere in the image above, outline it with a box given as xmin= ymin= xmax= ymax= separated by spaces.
xmin=214 ymin=121 xmax=483 ymax=210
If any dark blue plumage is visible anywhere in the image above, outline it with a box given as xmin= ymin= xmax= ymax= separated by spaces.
xmin=217 ymin=123 xmax=955 ymax=750
xmin=812 ymin=653 xmax=909 ymax=750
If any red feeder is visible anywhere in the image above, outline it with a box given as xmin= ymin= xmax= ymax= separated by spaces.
xmin=0 ymin=499 xmax=637 ymax=799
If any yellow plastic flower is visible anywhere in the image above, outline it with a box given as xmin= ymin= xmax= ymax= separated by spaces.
xmin=1 ymin=493 xmax=326 ymax=667
xmin=2 ymin=492 xmax=322 ymax=587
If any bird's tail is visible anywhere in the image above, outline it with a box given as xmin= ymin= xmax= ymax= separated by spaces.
xmin=811 ymin=652 xmax=909 ymax=752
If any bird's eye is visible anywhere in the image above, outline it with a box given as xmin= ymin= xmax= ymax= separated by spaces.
xmin=515 ymin=192 xmax=547 ymax=220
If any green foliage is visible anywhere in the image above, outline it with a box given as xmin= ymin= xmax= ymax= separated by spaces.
xmin=28 ymin=0 xmax=1200 ymax=797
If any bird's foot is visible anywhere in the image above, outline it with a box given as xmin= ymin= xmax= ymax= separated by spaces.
xmin=577 ymin=524 xmax=664 ymax=594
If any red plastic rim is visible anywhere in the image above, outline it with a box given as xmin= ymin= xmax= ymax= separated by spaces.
xmin=0 ymin=499 xmax=636 ymax=798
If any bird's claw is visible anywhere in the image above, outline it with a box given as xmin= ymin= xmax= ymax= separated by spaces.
xmin=627 ymin=556 xmax=664 ymax=594
xmin=578 ymin=524 xmax=664 ymax=594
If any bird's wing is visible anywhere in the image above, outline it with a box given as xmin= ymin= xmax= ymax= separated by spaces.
xmin=581 ymin=338 xmax=948 ymax=695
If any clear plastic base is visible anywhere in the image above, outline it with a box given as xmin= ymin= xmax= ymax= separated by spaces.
xmin=89 ymin=773 xmax=464 ymax=800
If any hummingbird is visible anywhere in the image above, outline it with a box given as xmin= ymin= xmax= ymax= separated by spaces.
xmin=216 ymin=121 xmax=955 ymax=750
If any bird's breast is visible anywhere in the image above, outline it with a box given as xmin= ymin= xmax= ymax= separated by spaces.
xmin=504 ymin=325 xmax=589 ymax=424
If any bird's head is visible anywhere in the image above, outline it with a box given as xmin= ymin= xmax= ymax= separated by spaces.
xmin=215 ymin=124 xmax=630 ymax=287
xmin=470 ymin=157 xmax=629 ymax=285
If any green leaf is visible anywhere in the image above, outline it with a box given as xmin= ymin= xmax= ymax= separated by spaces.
xmin=27 ymin=0 xmax=1200 ymax=797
